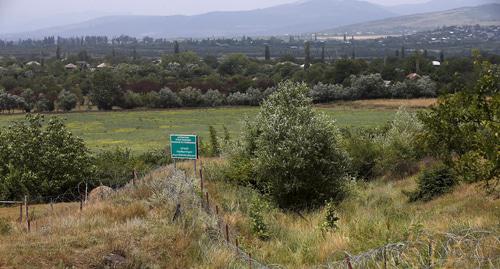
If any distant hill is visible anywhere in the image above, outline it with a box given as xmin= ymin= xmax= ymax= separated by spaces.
xmin=322 ymin=3 xmax=500 ymax=35
xmin=1 ymin=0 xmax=396 ymax=39
xmin=388 ymin=0 xmax=500 ymax=15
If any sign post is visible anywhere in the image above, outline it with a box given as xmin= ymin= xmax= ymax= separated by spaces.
xmin=170 ymin=134 xmax=198 ymax=176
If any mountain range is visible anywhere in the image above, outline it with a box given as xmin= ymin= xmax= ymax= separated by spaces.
xmin=323 ymin=3 xmax=500 ymax=34
xmin=1 ymin=0 xmax=499 ymax=39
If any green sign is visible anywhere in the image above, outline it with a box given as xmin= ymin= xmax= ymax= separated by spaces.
xmin=170 ymin=134 xmax=198 ymax=159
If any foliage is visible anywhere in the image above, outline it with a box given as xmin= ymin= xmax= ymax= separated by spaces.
xmin=0 ymin=114 xmax=94 ymax=200
xmin=56 ymin=89 xmax=78 ymax=111
xmin=93 ymin=147 xmax=171 ymax=188
xmin=178 ymin=87 xmax=204 ymax=107
xmin=319 ymin=200 xmax=340 ymax=233
xmin=0 ymin=217 xmax=11 ymax=235
xmin=343 ymin=128 xmax=383 ymax=180
xmin=157 ymin=88 xmax=181 ymax=108
xmin=376 ymin=107 xmax=423 ymax=178
xmin=233 ymin=81 xmax=350 ymax=209
xmin=208 ymin=126 xmax=221 ymax=157
xmin=348 ymin=73 xmax=387 ymax=99
xmin=407 ymin=163 xmax=456 ymax=202
xmin=419 ymin=59 xmax=499 ymax=189
xmin=90 ymin=69 xmax=122 ymax=110
xmin=249 ymin=196 xmax=270 ymax=240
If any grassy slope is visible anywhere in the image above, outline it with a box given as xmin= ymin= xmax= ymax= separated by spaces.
xmin=0 ymin=105 xmax=399 ymax=153
xmin=198 ymin=159 xmax=500 ymax=268
xmin=0 ymin=167 xmax=242 ymax=268
xmin=0 ymin=160 xmax=498 ymax=268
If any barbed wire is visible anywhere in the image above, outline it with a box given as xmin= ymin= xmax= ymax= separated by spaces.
xmin=321 ymin=229 xmax=500 ymax=269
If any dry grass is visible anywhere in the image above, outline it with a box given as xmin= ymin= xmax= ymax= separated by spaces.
xmin=200 ymin=159 xmax=500 ymax=268
xmin=317 ymin=98 xmax=437 ymax=110
xmin=0 ymin=167 xmax=242 ymax=268
xmin=1 ymin=161 xmax=498 ymax=268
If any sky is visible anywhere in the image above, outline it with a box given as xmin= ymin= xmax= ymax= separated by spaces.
xmin=0 ymin=0 xmax=428 ymax=33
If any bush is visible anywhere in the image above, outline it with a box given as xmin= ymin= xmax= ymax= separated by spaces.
xmin=310 ymin=83 xmax=345 ymax=103
xmin=246 ymin=88 xmax=264 ymax=106
xmin=249 ymin=197 xmax=270 ymax=240
xmin=227 ymin=91 xmax=249 ymax=106
xmin=0 ymin=114 xmax=94 ymax=200
xmin=178 ymin=87 xmax=203 ymax=107
xmin=349 ymin=73 xmax=387 ymax=99
xmin=376 ymin=107 xmax=423 ymax=178
xmin=233 ymin=81 xmax=350 ymax=209
xmin=0 ymin=217 xmax=11 ymax=235
xmin=343 ymin=128 xmax=382 ymax=180
xmin=157 ymin=88 xmax=181 ymax=108
xmin=121 ymin=90 xmax=144 ymax=109
xmin=94 ymin=148 xmax=171 ymax=188
xmin=319 ymin=201 xmax=340 ymax=233
xmin=203 ymin=89 xmax=225 ymax=107
xmin=408 ymin=163 xmax=456 ymax=202
xmin=56 ymin=89 xmax=78 ymax=111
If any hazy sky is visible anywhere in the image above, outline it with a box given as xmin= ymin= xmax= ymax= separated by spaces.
xmin=0 ymin=0 xmax=427 ymax=17
xmin=0 ymin=0 xmax=428 ymax=33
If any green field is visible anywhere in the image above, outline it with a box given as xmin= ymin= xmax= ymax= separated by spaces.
xmin=0 ymin=106 xmax=397 ymax=153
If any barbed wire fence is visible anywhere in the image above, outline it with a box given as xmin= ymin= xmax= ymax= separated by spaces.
xmin=321 ymin=229 xmax=500 ymax=269
xmin=2 ymin=164 xmax=499 ymax=268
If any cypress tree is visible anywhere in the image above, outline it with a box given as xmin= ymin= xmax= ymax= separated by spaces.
xmin=56 ymin=45 xmax=61 ymax=60
xmin=304 ymin=41 xmax=311 ymax=69
xmin=265 ymin=45 xmax=271 ymax=61
xmin=439 ymin=50 xmax=445 ymax=62
xmin=174 ymin=41 xmax=180 ymax=54
xmin=321 ymin=43 xmax=325 ymax=62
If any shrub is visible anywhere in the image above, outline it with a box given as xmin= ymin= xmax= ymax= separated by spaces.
xmin=157 ymin=88 xmax=181 ymax=108
xmin=208 ymin=126 xmax=221 ymax=157
xmin=203 ymin=89 xmax=225 ymax=107
xmin=349 ymin=73 xmax=387 ymax=99
xmin=343 ymin=128 xmax=382 ymax=180
xmin=234 ymin=81 xmax=350 ymax=209
xmin=0 ymin=114 xmax=94 ymax=200
xmin=56 ymin=89 xmax=78 ymax=111
xmin=121 ymin=90 xmax=144 ymax=109
xmin=319 ymin=201 xmax=340 ymax=233
xmin=310 ymin=83 xmax=345 ymax=103
xmin=246 ymin=88 xmax=264 ymax=106
xmin=407 ymin=163 xmax=456 ymax=202
xmin=178 ymin=87 xmax=203 ymax=107
xmin=227 ymin=92 xmax=249 ymax=106
xmin=376 ymin=107 xmax=423 ymax=178
xmin=0 ymin=217 xmax=11 ymax=235
xmin=249 ymin=197 xmax=270 ymax=240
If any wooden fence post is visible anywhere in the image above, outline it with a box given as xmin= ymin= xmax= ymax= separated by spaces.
xmin=225 ymin=224 xmax=230 ymax=243
xmin=50 ymin=199 xmax=54 ymax=212
xmin=215 ymin=205 xmax=219 ymax=215
xmin=19 ymin=203 xmax=23 ymax=224
xmin=24 ymin=195 xmax=29 ymax=232
xmin=345 ymin=254 xmax=353 ymax=269
xmin=383 ymin=245 xmax=387 ymax=269
xmin=249 ymin=253 xmax=252 ymax=269
xmin=428 ymin=241 xmax=433 ymax=269
xmin=80 ymin=196 xmax=83 ymax=211
xmin=235 ymin=238 xmax=239 ymax=254
xmin=205 ymin=192 xmax=209 ymax=210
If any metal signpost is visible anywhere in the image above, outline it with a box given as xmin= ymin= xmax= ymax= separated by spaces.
xmin=170 ymin=134 xmax=198 ymax=174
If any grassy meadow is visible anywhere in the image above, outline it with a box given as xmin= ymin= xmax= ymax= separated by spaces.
xmin=0 ymin=102 xmax=413 ymax=153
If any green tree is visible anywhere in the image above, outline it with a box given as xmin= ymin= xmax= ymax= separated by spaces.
xmin=90 ymin=70 xmax=122 ymax=110
xmin=304 ymin=41 xmax=311 ymax=69
xmin=265 ymin=45 xmax=271 ymax=61
xmin=56 ymin=89 xmax=77 ymax=111
xmin=0 ymin=115 xmax=94 ymax=200
xmin=174 ymin=41 xmax=180 ymax=54
xmin=234 ymin=81 xmax=349 ymax=209
xmin=208 ymin=126 xmax=221 ymax=157
xmin=419 ymin=58 xmax=499 ymax=189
